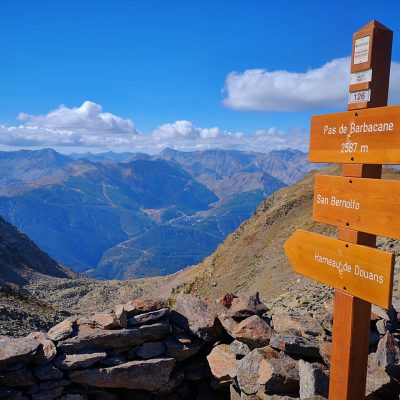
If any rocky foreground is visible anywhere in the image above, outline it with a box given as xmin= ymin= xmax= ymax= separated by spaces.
xmin=0 ymin=292 xmax=399 ymax=400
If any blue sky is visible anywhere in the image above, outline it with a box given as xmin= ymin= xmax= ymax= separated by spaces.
xmin=0 ymin=1 xmax=399 ymax=154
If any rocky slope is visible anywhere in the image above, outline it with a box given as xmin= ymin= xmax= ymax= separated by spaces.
xmin=0 ymin=292 xmax=398 ymax=399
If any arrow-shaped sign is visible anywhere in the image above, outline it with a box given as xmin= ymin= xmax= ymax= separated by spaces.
xmin=313 ymin=175 xmax=400 ymax=240
xmin=284 ymin=229 xmax=394 ymax=308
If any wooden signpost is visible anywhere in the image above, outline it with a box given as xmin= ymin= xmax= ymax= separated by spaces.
xmin=284 ymin=20 xmax=395 ymax=400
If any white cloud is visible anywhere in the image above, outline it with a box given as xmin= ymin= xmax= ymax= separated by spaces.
xmin=224 ymin=58 xmax=400 ymax=111
xmin=0 ymin=101 xmax=308 ymax=154
xmin=17 ymin=101 xmax=138 ymax=134
xmin=0 ymin=101 xmax=140 ymax=149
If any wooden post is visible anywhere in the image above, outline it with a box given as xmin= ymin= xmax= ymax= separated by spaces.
xmin=328 ymin=21 xmax=392 ymax=400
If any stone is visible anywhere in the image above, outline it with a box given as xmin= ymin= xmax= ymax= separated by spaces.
xmin=219 ymin=315 xmax=239 ymax=335
xmin=156 ymin=366 xmax=185 ymax=395
xmin=126 ymin=346 xmax=140 ymax=361
xmin=123 ymin=298 xmax=168 ymax=318
xmin=257 ymin=348 xmax=299 ymax=394
xmin=59 ymin=395 xmax=88 ymax=400
xmin=228 ymin=293 xmax=268 ymax=319
xmin=164 ymin=336 xmax=202 ymax=361
xmin=237 ymin=347 xmax=299 ymax=395
xmin=54 ymin=351 xmax=107 ymax=370
xmin=78 ymin=313 xmax=120 ymax=330
xmin=374 ymin=332 xmax=400 ymax=378
xmin=136 ymin=341 xmax=166 ymax=359
xmin=220 ymin=293 xmax=238 ymax=308
xmin=27 ymin=332 xmax=57 ymax=362
xmin=0 ymin=337 xmax=41 ymax=370
xmin=298 ymin=360 xmax=329 ymax=399
xmin=376 ymin=319 xmax=395 ymax=335
xmin=99 ymin=354 xmax=127 ymax=366
xmin=207 ymin=344 xmax=237 ymax=385
xmin=236 ymin=347 xmax=270 ymax=395
xmin=114 ymin=304 xmax=127 ymax=328
xmin=172 ymin=293 xmax=223 ymax=342
xmin=371 ymin=305 xmax=397 ymax=322
xmin=318 ymin=341 xmax=332 ymax=366
xmin=270 ymin=334 xmax=320 ymax=358
xmin=48 ymin=317 xmax=78 ymax=342
xmin=0 ymin=388 xmax=28 ymax=400
xmin=231 ymin=315 xmax=273 ymax=348
xmin=69 ymin=358 xmax=175 ymax=391
xmin=230 ymin=340 xmax=250 ymax=357
xmin=0 ymin=366 xmax=36 ymax=387
xmin=272 ymin=311 xmax=324 ymax=339
xmin=34 ymin=363 xmax=64 ymax=380
xmin=58 ymin=319 xmax=169 ymax=352
xmin=31 ymin=386 xmax=64 ymax=400
xmin=366 ymin=353 xmax=400 ymax=400
xmin=128 ymin=308 xmax=170 ymax=326
xmin=230 ymin=383 xmax=241 ymax=400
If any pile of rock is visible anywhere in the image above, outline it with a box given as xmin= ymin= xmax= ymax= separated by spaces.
xmin=0 ymin=293 xmax=399 ymax=399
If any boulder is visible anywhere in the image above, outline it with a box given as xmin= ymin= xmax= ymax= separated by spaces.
xmin=298 ymin=360 xmax=329 ymax=399
xmin=34 ymin=363 xmax=63 ymax=380
xmin=58 ymin=319 xmax=169 ymax=353
xmin=270 ymin=334 xmax=320 ymax=358
xmin=47 ymin=317 xmax=78 ymax=342
xmin=0 ymin=337 xmax=41 ymax=370
xmin=237 ymin=347 xmax=299 ymax=395
xmin=272 ymin=311 xmax=324 ymax=339
xmin=136 ymin=341 xmax=166 ymax=359
xmin=228 ymin=293 xmax=268 ymax=319
xmin=318 ymin=341 xmax=332 ymax=366
xmin=229 ymin=383 xmax=241 ymax=400
xmin=0 ymin=366 xmax=36 ymax=387
xmin=123 ymin=298 xmax=168 ymax=318
xmin=206 ymin=344 xmax=237 ymax=385
xmin=371 ymin=305 xmax=397 ymax=322
xmin=171 ymin=294 xmax=223 ymax=342
xmin=230 ymin=340 xmax=250 ymax=357
xmin=220 ymin=293 xmax=238 ymax=308
xmin=128 ymin=308 xmax=170 ymax=326
xmin=219 ymin=315 xmax=239 ymax=336
xmin=99 ymin=355 xmax=127 ymax=366
xmin=374 ymin=332 xmax=400 ymax=378
xmin=114 ymin=304 xmax=127 ymax=328
xmin=54 ymin=351 xmax=108 ymax=370
xmin=231 ymin=315 xmax=273 ymax=348
xmin=0 ymin=387 xmax=28 ymax=399
xmin=367 ymin=354 xmax=400 ymax=400
xmin=69 ymin=358 xmax=175 ymax=391
xmin=27 ymin=332 xmax=57 ymax=362
xmin=257 ymin=348 xmax=299 ymax=395
xmin=164 ymin=336 xmax=202 ymax=361
xmin=78 ymin=313 xmax=120 ymax=330
xmin=236 ymin=347 xmax=269 ymax=395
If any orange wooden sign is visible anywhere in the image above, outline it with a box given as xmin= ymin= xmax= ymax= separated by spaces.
xmin=313 ymin=174 xmax=400 ymax=240
xmin=284 ymin=229 xmax=394 ymax=308
xmin=309 ymin=105 xmax=400 ymax=164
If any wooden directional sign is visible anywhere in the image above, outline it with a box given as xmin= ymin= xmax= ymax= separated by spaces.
xmin=309 ymin=105 xmax=400 ymax=164
xmin=313 ymin=174 xmax=400 ymax=240
xmin=284 ymin=229 xmax=394 ymax=308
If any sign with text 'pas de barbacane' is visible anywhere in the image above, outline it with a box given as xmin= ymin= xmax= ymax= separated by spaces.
xmin=284 ymin=229 xmax=394 ymax=309
xmin=309 ymin=105 xmax=400 ymax=164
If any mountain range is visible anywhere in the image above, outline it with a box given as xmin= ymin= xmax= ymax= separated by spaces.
xmin=0 ymin=147 xmax=319 ymax=279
